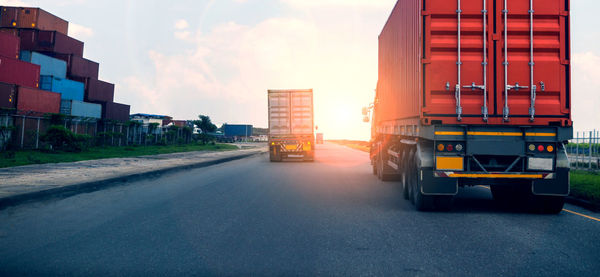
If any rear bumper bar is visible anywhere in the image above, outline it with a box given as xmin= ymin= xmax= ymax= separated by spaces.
xmin=434 ymin=172 xmax=554 ymax=179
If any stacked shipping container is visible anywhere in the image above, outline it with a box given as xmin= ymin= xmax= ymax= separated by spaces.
xmin=0 ymin=6 xmax=129 ymax=121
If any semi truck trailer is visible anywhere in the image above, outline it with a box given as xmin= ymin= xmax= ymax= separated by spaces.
xmin=369 ymin=0 xmax=572 ymax=213
xmin=268 ymin=89 xmax=315 ymax=162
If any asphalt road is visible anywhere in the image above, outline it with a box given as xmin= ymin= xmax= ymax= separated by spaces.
xmin=1 ymin=143 xmax=599 ymax=276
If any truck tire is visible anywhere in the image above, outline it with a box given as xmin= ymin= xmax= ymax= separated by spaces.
xmin=377 ymin=148 xmax=401 ymax=182
xmin=372 ymin=161 xmax=378 ymax=175
xmin=401 ymin=149 xmax=409 ymax=200
xmin=269 ymin=148 xmax=282 ymax=162
xmin=409 ymin=149 xmax=434 ymax=211
xmin=529 ymin=196 xmax=565 ymax=214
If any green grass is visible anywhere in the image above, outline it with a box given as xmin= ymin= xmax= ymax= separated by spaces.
xmin=0 ymin=143 xmax=238 ymax=168
xmin=570 ymin=171 xmax=600 ymax=204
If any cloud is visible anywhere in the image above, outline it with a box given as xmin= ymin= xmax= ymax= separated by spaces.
xmin=281 ymin=0 xmax=393 ymax=9
xmin=0 ymin=0 xmax=30 ymax=5
xmin=68 ymin=22 xmax=94 ymax=40
xmin=572 ymin=52 xmax=600 ymax=132
xmin=122 ymin=1 xmax=396 ymax=139
xmin=174 ymin=19 xmax=189 ymax=30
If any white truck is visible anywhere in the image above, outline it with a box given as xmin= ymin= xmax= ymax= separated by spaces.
xmin=268 ymin=89 xmax=315 ymax=162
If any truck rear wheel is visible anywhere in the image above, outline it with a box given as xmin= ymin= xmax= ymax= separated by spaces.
xmin=400 ymin=149 xmax=409 ymax=200
xmin=408 ymin=149 xmax=434 ymax=211
xmin=530 ymin=196 xmax=565 ymax=214
xmin=377 ymin=152 xmax=399 ymax=181
xmin=269 ymin=147 xmax=282 ymax=162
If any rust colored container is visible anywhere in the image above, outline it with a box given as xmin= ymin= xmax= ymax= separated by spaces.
xmin=49 ymin=53 xmax=99 ymax=79
xmin=0 ymin=27 xmax=19 ymax=36
xmin=16 ymin=7 xmax=68 ymax=35
xmin=19 ymin=29 xmax=83 ymax=56
xmin=0 ymin=82 xmax=17 ymax=109
xmin=0 ymin=55 xmax=40 ymax=88
xmin=376 ymin=0 xmax=571 ymax=127
xmin=17 ymin=86 xmax=60 ymax=114
xmin=87 ymin=79 xmax=114 ymax=102
xmin=102 ymin=102 xmax=130 ymax=122
xmin=69 ymin=77 xmax=115 ymax=103
xmin=0 ymin=6 xmax=18 ymax=28
xmin=0 ymin=31 xmax=19 ymax=58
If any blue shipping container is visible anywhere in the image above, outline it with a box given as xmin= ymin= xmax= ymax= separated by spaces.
xmin=60 ymin=100 xmax=101 ymax=118
xmin=40 ymin=76 xmax=84 ymax=101
xmin=224 ymin=124 xmax=253 ymax=137
xmin=20 ymin=51 xmax=67 ymax=78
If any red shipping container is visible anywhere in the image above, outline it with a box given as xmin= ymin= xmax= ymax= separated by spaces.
xmin=17 ymin=7 xmax=69 ymax=35
xmin=0 ymin=55 xmax=40 ymax=88
xmin=17 ymin=86 xmax=60 ymax=114
xmin=102 ymin=102 xmax=130 ymax=122
xmin=0 ymin=6 xmax=18 ymax=28
xmin=20 ymin=29 xmax=83 ymax=57
xmin=0 ymin=82 xmax=17 ymax=109
xmin=376 ymin=0 xmax=570 ymax=127
xmin=0 ymin=27 xmax=19 ymax=36
xmin=0 ymin=31 xmax=19 ymax=58
xmin=49 ymin=53 xmax=99 ymax=79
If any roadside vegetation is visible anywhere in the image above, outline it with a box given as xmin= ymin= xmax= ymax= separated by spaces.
xmin=0 ymin=115 xmax=239 ymax=168
xmin=570 ymin=171 xmax=600 ymax=205
xmin=0 ymin=143 xmax=238 ymax=168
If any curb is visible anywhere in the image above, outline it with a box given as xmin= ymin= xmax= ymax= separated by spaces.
xmin=0 ymin=151 xmax=265 ymax=210
xmin=565 ymin=196 xmax=600 ymax=212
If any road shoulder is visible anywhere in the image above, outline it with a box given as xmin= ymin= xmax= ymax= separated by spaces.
xmin=0 ymin=147 xmax=267 ymax=209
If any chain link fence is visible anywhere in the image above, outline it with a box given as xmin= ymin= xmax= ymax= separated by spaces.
xmin=0 ymin=112 xmax=193 ymax=152
xmin=567 ymin=130 xmax=600 ymax=171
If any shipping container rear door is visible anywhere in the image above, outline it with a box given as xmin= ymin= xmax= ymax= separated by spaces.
xmin=425 ymin=0 xmax=493 ymax=121
xmin=496 ymin=0 xmax=569 ymax=121
xmin=268 ymin=91 xmax=291 ymax=136
xmin=424 ymin=0 xmax=569 ymax=124
xmin=290 ymin=91 xmax=313 ymax=135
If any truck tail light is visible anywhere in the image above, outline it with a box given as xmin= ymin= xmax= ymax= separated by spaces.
xmin=447 ymin=144 xmax=454 ymax=151
xmin=537 ymin=145 xmax=545 ymax=152
xmin=437 ymin=144 xmax=445 ymax=151
xmin=547 ymin=145 xmax=554 ymax=152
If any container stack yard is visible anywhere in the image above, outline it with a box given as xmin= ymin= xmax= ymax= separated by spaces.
xmin=0 ymin=6 xmax=129 ymax=121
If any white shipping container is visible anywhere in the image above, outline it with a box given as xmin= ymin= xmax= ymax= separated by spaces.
xmin=268 ymin=89 xmax=313 ymax=137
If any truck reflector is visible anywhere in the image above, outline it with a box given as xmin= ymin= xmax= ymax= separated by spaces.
xmin=436 ymin=157 xmax=464 ymax=171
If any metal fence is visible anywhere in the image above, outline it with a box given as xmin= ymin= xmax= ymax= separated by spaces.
xmin=0 ymin=113 xmax=192 ymax=151
xmin=567 ymin=130 xmax=600 ymax=171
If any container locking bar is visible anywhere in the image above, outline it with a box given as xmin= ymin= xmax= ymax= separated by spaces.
xmin=502 ymin=1 xmax=531 ymax=121
xmin=464 ymin=0 xmax=489 ymax=122
xmin=528 ymin=0 xmax=543 ymax=122
xmin=455 ymin=0 xmax=463 ymax=121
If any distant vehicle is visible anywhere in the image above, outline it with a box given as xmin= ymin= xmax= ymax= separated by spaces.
xmin=223 ymin=124 xmax=253 ymax=137
xmin=268 ymin=89 xmax=315 ymax=162
xmin=368 ymin=0 xmax=571 ymax=213
xmin=316 ymin=133 xmax=324 ymax=144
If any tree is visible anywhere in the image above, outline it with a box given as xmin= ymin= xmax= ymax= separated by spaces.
xmin=193 ymin=115 xmax=217 ymax=144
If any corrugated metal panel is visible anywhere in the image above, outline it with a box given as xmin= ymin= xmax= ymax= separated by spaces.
xmin=19 ymin=29 xmax=83 ymax=56
xmin=0 ymin=7 xmax=18 ymax=28
xmin=17 ymin=86 xmax=60 ymax=114
xmin=268 ymin=89 xmax=313 ymax=136
xmin=0 ymin=31 xmax=19 ymax=58
xmin=20 ymin=51 xmax=67 ymax=78
xmin=376 ymin=0 xmax=570 ymax=127
xmin=60 ymin=99 xmax=101 ymax=118
xmin=0 ymin=55 xmax=40 ymax=88
xmin=0 ymin=82 xmax=17 ymax=109
xmin=16 ymin=7 xmax=68 ymax=35
xmin=68 ymin=77 xmax=115 ymax=103
xmin=102 ymin=102 xmax=130 ymax=122
xmin=40 ymin=75 xmax=84 ymax=101
xmin=224 ymin=125 xmax=253 ymax=137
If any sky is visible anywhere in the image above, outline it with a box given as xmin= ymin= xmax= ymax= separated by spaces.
xmin=1 ymin=0 xmax=599 ymax=140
